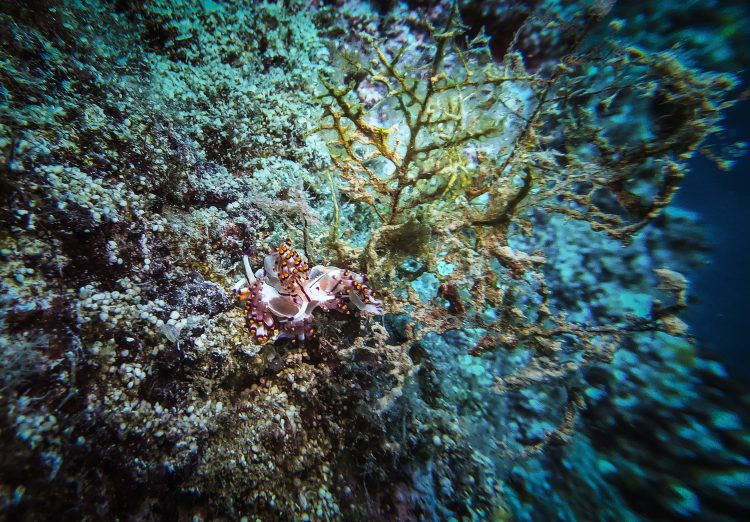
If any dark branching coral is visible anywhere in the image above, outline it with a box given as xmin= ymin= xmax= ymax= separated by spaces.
xmin=315 ymin=1 xmax=737 ymax=457
xmin=316 ymin=4 xmax=540 ymax=267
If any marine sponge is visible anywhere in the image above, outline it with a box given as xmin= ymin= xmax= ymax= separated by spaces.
xmin=232 ymin=242 xmax=383 ymax=342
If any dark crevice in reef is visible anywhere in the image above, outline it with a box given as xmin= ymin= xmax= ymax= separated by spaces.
xmin=460 ymin=1 xmax=537 ymax=62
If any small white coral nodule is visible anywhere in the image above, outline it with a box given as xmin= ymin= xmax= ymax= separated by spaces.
xmin=232 ymin=242 xmax=383 ymax=343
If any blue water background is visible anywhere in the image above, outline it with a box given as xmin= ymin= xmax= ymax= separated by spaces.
xmin=679 ymin=76 xmax=750 ymax=381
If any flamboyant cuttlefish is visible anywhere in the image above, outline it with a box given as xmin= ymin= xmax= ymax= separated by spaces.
xmin=232 ymin=242 xmax=383 ymax=343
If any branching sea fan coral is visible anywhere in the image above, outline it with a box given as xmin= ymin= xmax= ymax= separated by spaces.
xmin=232 ymin=242 xmax=383 ymax=342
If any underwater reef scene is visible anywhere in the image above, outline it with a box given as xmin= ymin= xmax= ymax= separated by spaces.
xmin=1 ymin=0 xmax=749 ymax=520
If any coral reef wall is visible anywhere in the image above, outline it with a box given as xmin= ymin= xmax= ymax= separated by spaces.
xmin=1 ymin=0 xmax=748 ymax=520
